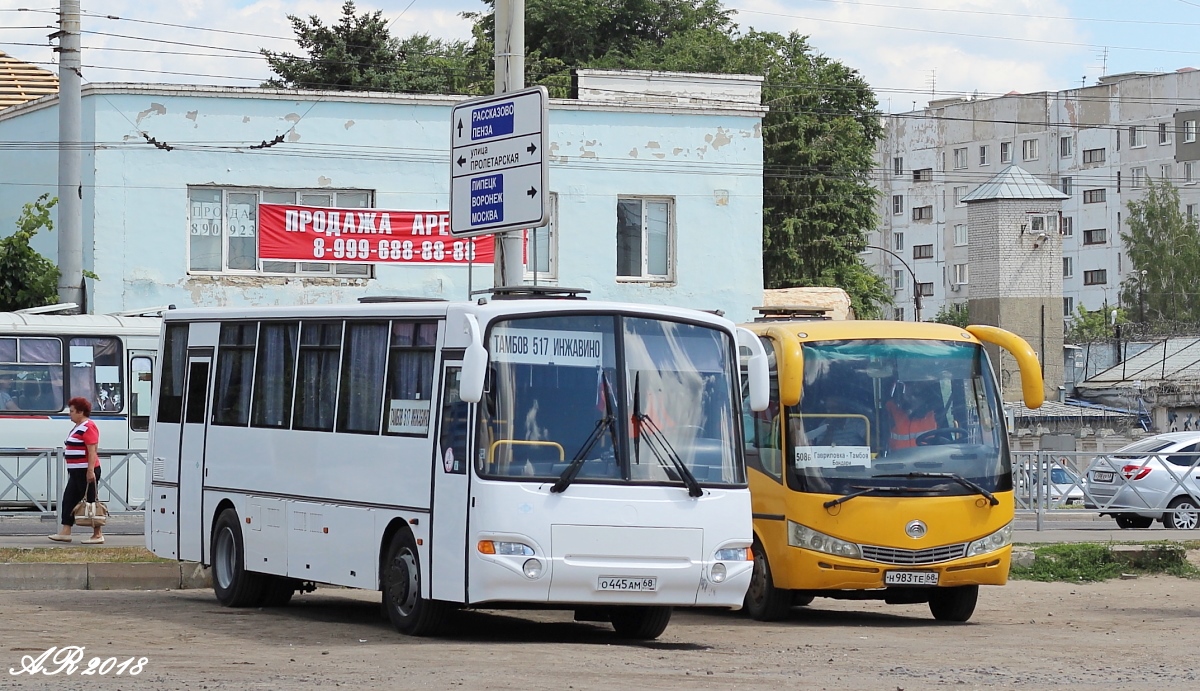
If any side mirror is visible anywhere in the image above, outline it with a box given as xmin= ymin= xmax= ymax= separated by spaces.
xmin=460 ymin=314 xmax=487 ymax=404
xmin=736 ymin=327 xmax=770 ymax=412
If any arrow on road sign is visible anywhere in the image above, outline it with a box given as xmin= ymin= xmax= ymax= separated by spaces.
xmin=457 ymin=155 xmax=466 ymax=168
xmin=526 ymin=143 xmax=537 ymax=155
xmin=527 ymin=186 xmax=538 ymax=198
xmin=457 ymin=119 xmax=463 ymax=137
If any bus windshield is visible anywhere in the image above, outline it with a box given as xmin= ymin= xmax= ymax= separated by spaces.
xmin=478 ymin=314 xmax=743 ymax=487
xmin=786 ymin=338 xmax=1009 ymax=496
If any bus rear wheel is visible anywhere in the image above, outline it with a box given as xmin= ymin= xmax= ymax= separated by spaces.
xmin=929 ymin=585 xmax=978 ymax=622
xmin=211 ymin=508 xmax=266 ymax=607
xmin=382 ymin=530 xmax=451 ymax=636
xmin=610 ymin=606 xmax=672 ymax=639
xmin=745 ymin=541 xmax=791 ymax=621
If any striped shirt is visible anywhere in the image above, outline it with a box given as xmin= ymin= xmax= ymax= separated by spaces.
xmin=64 ymin=419 xmax=100 ymax=469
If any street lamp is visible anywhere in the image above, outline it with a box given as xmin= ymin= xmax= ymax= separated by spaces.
xmin=1138 ymin=269 xmax=1147 ymax=322
xmin=866 ymin=244 xmax=921 ymax=321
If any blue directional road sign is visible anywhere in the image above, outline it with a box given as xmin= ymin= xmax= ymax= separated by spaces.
xmin=450 ymin=86 xmax=549 ymax=238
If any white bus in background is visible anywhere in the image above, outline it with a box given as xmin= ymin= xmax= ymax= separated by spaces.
xmin=0 ymin=312 xmax=159 ymax=508
xmin=146 ymin=291 xmax=770 ymax=639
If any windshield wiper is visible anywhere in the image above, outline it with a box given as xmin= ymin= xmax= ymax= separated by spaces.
xmin=823 ymin=485 xmax=927 ymax=509
xmin=551 ymin=372 xmax=619 ymax=494
xmin=873 ymin=472 xmax=1000 ymax=506
xmin=632 ymin=373 xmax=704 ymax=498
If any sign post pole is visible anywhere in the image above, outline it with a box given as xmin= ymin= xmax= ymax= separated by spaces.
xmin=492 ymin=0 xmax=526 ymax=288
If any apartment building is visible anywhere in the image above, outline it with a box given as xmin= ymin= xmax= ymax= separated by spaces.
xmin=870 ymin=69 xmax=1200 ymax=324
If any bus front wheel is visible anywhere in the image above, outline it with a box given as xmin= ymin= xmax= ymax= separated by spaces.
xmin=211 ymin=508 xmax=266 ymax=607
xmin=745 ymin=541 xmax=791 ymax=621
xmin=610 ymin=606 xmax=672 ymax=639
xmin=382 ymin=530 xmax=451 ymax=636
xmin=929 ymin=585 xmax=978 ymax=622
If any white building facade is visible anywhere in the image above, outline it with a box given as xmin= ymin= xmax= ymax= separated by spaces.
xmin=870 ymin=69 xmax=1200 ymax=324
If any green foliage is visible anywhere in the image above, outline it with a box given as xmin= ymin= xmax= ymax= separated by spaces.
xmin=1010 ymin=542 xmax=1197 ymax=582
xmin=0 ymin=194 xmax=60 ymax=312
xmin=1066 ymin=303 xmax=1128 ymax=343
xmin=928 ymin=303 xmax=970 ymax=328
xmin=1120 ymin=178 xmax=1200 ymax=322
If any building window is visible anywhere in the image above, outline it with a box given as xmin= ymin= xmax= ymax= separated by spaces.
xmin=893 ymin=269 xmax=905 ymax=292
xmin=1083 ymin=269 xmax=1107 ymax=285
xmin=1082 ymin=148 xmax=1105 ymax=164
xmin=1022 ymin=138 xmax=1039 ymax=161
xmin=187 ymin=187 xmax=374 ymax=276
xmin=1064 ymin=297 xmax=1074 ymax=316
xmin=979 ymin=145 xmax=989 ymax=166
xmin=1083 ymin=189 xmax=1106 ymax=204
xmin=617 ymin=197 xmax=674 ymax=281
xmin=1186 ymin=120 xmax=1197 ymax=144
xmin=913 ymin=244 xmax=934 ymax=260
xmin=1000 ymin=141 xmax=1012 ymax=163
xmin=892 ymin=194 xmax=904 ymax=215
xmin=524 ymin=193 xmax=558 ymax=282
xmin=1131 ymin=167 xmax=1146 ymax=189
xmin=1187 ymin=162 xmax=1195 ymax=184
xmin=1188 ymin=204 xmax=1198 ymax=222
xmin=953 ymin=148 xmax=968 ymax=169
xmin=1083 ymin=228 xmax=1107 ymax=245
xmin=1060 ymin=176 xmax=1072 ymax=196
xmin=894 ymin=307 xmax=905 ymax=321
xmin=917 ymin=282 xmax=935 ymax=297
xmin=1160 ymin=164 xmax=1172 ymax=181
xmin=1062 ymin=216 xmax=1073 ymax=237
xmin=912 ymin=205 xmax=933 ymax=221
xmin=1129 ymin=126 xmax=1145 ymax=148
xmin=1029 ymin=214 xmax=1058 ymax=234
xmin=1160 ymin=122 xmax=1171 ymax=145
xmin=1063 ymin=256 xmax=1073 ymax=278
xmin=1060 ymin=135 xmax=1073 ymax=157
xmin=953 ymin=186 xmax=968 ymax=206
xmin=893 ymin=232 xmax=904 ymax=251
xmin=893 ymin=156 xmax=904 ymax=175
xmin=913 ymin=168 xmax=933 ymax=182
xmin=954 ymin=223 xmax=968 ymax=246
xmin=953 ymin=263 xmax=968 ymax=285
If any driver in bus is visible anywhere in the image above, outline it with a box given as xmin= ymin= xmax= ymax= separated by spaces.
xmin=884 ymin=380 xmax=940 ymax=450
xmin=0 ymin=374 xmax=20 ymax=410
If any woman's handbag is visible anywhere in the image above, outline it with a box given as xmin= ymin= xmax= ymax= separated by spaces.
xmin=72 ymin=482 xmax=108 ymax=527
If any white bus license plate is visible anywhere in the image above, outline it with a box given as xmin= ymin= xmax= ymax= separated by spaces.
xmin=1092 ymin=471 xmax=1115 ymax=483
xmin=884 ymin=571 xmax=939 ymax=586
xmin=597 ymin=576 xmax=657 ymax=592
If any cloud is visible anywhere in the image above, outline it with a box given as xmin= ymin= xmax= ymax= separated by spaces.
xmin=725 ymin=0 xmax=1090 ymax=109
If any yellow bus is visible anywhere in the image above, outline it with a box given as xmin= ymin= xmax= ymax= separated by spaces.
xmin=739 ymin=309 xmax=1042 ymax=622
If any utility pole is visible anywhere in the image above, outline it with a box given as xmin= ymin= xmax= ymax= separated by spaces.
xmin=56 ymin=0 xmax=83 ymax=310
xmin=492 ymin=0 xmax=526 ymax=288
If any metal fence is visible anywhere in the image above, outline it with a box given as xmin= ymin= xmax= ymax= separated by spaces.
xmin=0 ymin=448 xmax=148 ymax=517
xmin=1015 ymin=450 xmax=1200 ymax=531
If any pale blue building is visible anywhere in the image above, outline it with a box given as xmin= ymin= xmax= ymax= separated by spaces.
xmin=0 ymin=70 xmax=766 ymax=321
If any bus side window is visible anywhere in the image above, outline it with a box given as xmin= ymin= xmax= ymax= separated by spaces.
xmin=742 ymin=373 xmax=782 ymax=481
xmin=130 ymin=356 xmax=154 ymax=432
xmin=68 ymin=336 xmax=122 ymax=414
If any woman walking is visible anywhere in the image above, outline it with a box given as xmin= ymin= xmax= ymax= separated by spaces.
xmin=49 ymin=397 xmax=104 ymax=544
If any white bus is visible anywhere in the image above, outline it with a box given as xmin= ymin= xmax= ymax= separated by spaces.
xmin=1 ymin=312 xmax=159 ymax=508
xmin=147 ymin=293 xmax=770 ymax=639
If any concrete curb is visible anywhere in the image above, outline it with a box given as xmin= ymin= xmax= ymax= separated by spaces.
xmin=0 ymin=562 xmax=210 ymax=590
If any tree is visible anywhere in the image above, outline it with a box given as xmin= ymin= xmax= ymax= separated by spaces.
xmin=262 ymin=1 xmax=478 ymax=94
xmin=0 ymin=194 xmax=60 ymax=311
xmin=1120 ymin=177 xmax=1200 ymax=322
xmin=1066 ymin=304 xmax=1127 ymax=343
xmin=928 ymin=304 xmax=970 ymax=328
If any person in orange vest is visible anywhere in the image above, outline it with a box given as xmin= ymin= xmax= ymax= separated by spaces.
xmin=885 ymin=381 xmax=940 ymax=450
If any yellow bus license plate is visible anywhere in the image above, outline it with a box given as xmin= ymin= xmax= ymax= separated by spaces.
xmin=884 ymin=571 xmax=939 ymax=586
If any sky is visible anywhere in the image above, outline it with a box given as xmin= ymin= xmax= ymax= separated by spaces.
xmin=3 ymin=0 xmax=1200 ymax=110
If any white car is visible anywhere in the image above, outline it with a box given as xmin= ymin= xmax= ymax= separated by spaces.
xmin=1019 ymin=463 xmax=1085 ymax=506
xmin=1084 ymin=433 xmax=1200 ymax=530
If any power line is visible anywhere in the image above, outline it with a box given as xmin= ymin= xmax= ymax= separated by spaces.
xmin=754 ymin=0 xmax=1200 ymax=29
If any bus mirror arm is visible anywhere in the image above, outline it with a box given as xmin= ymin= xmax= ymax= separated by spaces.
xmin=736 ymin=327 xmax=770 ymax=412
xmin=460 ymin=314 xmax=487 ymax=404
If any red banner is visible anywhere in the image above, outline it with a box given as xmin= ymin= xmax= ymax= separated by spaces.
xmin=258 ymin=203 xmax=495 ymax=265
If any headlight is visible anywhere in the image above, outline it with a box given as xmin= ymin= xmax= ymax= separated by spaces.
xmin=714 ymin=547 xmax=749 ymax=562
xmin=710 ymin=563 xmax=728 ymax=583
xmin=522 ymin=558 xmax=544 ymax=579
xmin=787 ymin=521 xmax=861 ymax=559
xmin=966 ymin=523 xmax=1012 ymax=557
xmin=477 ymin=540 xmax=535 ymax=556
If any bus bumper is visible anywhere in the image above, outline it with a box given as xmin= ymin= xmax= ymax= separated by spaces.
xmin=779 ymin=544 xmax=1011 ymax=591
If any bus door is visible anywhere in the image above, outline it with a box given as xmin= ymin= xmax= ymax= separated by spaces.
xmin=178 ymin=350 xmax=212 ymax=563
xmin=430 ymin=362 xmax=472 ymax=602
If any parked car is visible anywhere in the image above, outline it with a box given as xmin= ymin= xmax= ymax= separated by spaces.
xmin=1084 ymin=432 xmax=1200 ymax=529
xmin=1018 ymin=462 xmax=1085 ymax=505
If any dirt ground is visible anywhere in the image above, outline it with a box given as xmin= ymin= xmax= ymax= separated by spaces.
xmin=3 ymin=578 xmax=1199 ymax=690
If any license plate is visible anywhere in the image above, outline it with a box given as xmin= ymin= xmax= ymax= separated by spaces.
xmin=597 ymin=576 xmax=658 ymax=592
xmin=884 ymin=571 xmax=939 ymax=586
xmin=1092 ymin=471 xmax=1115 ymax=483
